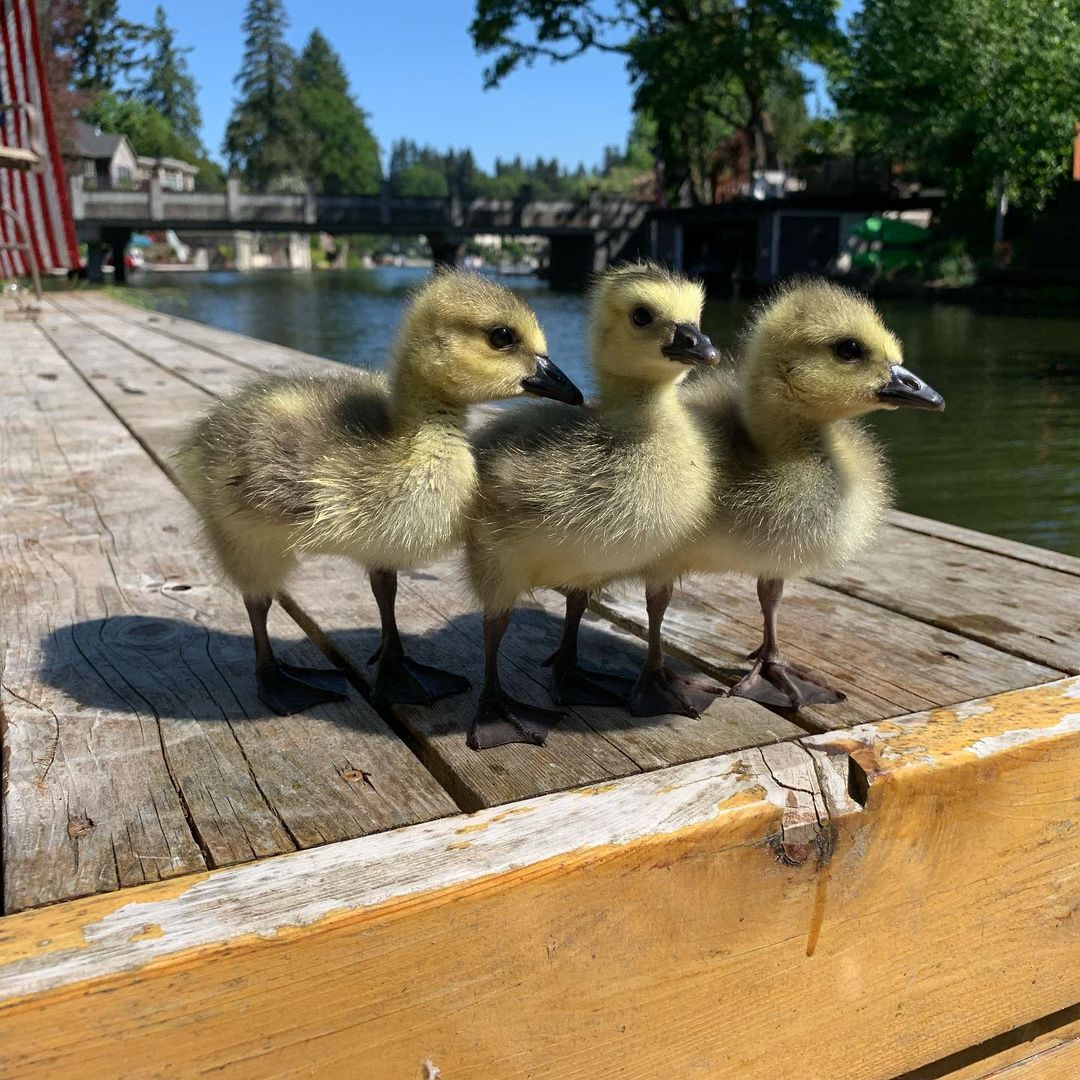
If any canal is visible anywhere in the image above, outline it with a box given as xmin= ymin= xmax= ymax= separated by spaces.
xmin=130 ymin=266 xmax=1080 ymax=557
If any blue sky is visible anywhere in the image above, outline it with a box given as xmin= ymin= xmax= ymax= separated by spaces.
xmin=118 ymin=1 xmax=859 ymax=172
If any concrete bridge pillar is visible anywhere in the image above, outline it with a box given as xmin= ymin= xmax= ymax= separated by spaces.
xmin=85 ymin=239 xmax=105 ymax=284
xmin=426 ymin=232 xmax=463 ymax=269
xmin=546 ymin=234 xmax=601 ymax=291
xmin=226 ymin=175 xmax=242 ymax=223
xmin=149 ymin=176 xmax=164 ymax=222
xmin=102 ymin=226 xmax=131 ymax=284
xmin=287 ymin=232 xmax=312 ymax=270
xmin=234 ymin=231 xmax=256 ymax=272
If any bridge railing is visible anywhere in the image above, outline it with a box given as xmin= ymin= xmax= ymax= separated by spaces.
xmin=70 ymin=175 xmax=653 ymax=237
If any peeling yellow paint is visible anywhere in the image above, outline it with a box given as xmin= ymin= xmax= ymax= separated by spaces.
xmin=455 ymin=806 xmax=536 ymax=835
xmin=445 ymin=841 xmax=470 ymax=851
xmin=574 ymin=783 xmax=619 ymax=797
xmin=716 ymin=785 xmax=768 ymax=811
xmin=128 ymin=924 xmax=164 ymax=943
xmin=0 ymin=871 xmax=210 ymax=969
xmin=817 ymin=679 xmax=1080 ymax=783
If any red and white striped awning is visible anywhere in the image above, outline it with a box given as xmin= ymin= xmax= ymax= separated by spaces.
xmin=0 ymin=0 xmax=79 ymax=278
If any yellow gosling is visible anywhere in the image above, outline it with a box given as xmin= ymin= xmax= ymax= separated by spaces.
xmin=465 ymin=262 xmax=720 ymax=750
xmin=646 ymin=278 xmax=945 ymax=710
xmin=176 ymin=270 xmax=582 ymax=716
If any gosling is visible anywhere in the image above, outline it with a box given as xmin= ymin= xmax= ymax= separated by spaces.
xmin=644 ymin=279 xmax=945 ymax=710
xmin=466 ymin=262 xmax=720 ymax=750
xmin=176 ymin=270 xmax=582 ymax=716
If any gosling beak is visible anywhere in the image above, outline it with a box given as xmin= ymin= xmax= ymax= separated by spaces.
xmin=521 ymin=354 xmax=584 ymax=406
xmin=662 ymin=322 xmax=719 ymax=365
xmin=877 ymin=364 xmax=945 ymax=411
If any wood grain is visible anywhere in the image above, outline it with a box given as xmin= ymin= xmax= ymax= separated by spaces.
xmin=890 ymin=509 xmax=1080 ymax=579
xmin=1 ymin=677 xmax=1077 ymax=1079
xmin=813 ymin=525 xmax=1080 ymax=673
xmin=930 ymin=1015 xmax=1080 ymax=1079
xmin=593 ymin=572 xmax=1063 ymax=730
xmin=0 ymin=316 xmax=455 ymax=913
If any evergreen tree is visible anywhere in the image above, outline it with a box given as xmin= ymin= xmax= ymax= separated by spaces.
xmin=293 ymin=30 xmax=381 ymax=194
xmin=139 ymin=5 xmax=202 ymax=151
xmin=224 ymin=0 xmax=301 ymax=189
xmin=70 ymin=0 xmax=144 ymax=95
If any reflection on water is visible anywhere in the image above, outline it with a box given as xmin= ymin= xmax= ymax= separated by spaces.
xmin=131 ymin=266 xmax=1080 ymax=556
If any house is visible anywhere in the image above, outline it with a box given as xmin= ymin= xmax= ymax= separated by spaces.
xmin=70 ymin=120 xmax=139 ymax=190
xmin=136 ymin=154 xmax=198 ymax=193
xmin=69 ymin=120 xmax=198 ymax=192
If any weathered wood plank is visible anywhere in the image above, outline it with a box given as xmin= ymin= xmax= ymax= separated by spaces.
xmin=594 ymin=573 xmax=1063 ymax=730
xmin=58 ymin=290 xmax=343 ymax=375
xmin=0 ymin=317 xmax=456 ymax=912
xmin=1 ymin=677 xmax=1077 ymax=1079
xmin=967 ymin=1028 xmax=1080 ymax=1079
xmin=813 ymin=526 xmax=1080 ymax=673
xmin=40 ymin=302 xmax=804 ymax=810
xmin=1 ymin=322 xmax=207 ymax=908
xmin=890 ymin=509 xmax=1080 ymax=579
xmin=930 ymin=1013 xmax=1080 ymax=1080
xmin=302 ymin=558 xmax=800 ymax=809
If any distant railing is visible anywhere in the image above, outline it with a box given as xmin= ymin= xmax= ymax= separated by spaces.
xmin=69 ymin=175 xmax=653 ymax=237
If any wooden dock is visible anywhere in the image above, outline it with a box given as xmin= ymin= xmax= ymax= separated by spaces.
xmin=2 ymin=291 xmax=1078 ymax=1078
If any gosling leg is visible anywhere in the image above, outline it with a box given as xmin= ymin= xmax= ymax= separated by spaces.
xmin=469 ymin=610 xmax=564 ymax=751
xmin=627 ymin=581 xmax=725 ymax=718
xmin=367 ymin=568 xmax=470 ymax=708
xmin=245 ymin=595 xmax=350 ymax=715
xmin=543 ymin=588 xmax=635 ymax=706
xmin=729 ymin=578 xmax=846 ymax=709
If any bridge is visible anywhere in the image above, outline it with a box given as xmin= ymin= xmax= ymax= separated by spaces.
xmin=70 ymin=176 xmax=652 ymax=289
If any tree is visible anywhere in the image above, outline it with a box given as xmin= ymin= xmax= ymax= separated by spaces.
xmin=81 ymin=91 xmax=191 ymax=160
xmin=139 ymin=5 xmax=202 ymax=150
xmin=293 ymin=30 xmax=382 ymax=194
xmin=835 ymin=0 xmax=1080 ymax=213
xmin=42 ymin=0 xmax=90 ymax=158
xmin=388 ymin=140 xmax=451 ymax=197
xmin=470 ymin=1 xmax=841 ymax=203
xmin=224 ymin=0 xmax=302 ymax=189
xmin=70 ymin=0 xmax=144 ymax=95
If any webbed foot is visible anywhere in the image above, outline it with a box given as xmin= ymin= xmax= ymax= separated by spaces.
xmin=628 ymin=665 xmax=725 ymax=718
xmin=542 ymin=650 xmax=634 ymax=707
xmin=729 ymin=657 xmax=846 ymax=710
xmin=278 ymin=663 xmax=351 ymax=697
xmin=371 ymin=654 xmax=471 ymax=708
xmin=467 ymin=688 xmax=563 ymax=751
xmin=257 ymin=665 xmax=350 ymax=715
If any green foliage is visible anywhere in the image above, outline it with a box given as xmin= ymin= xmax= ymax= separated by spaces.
xmin=82 ymin=91 xmax=190 ymax=159
xmin=139 ymin=5 xmax=202 ymax=150
xmin=594 ymin=113 xmax=657 ymax=197
xmin=224 ymin=0 xmax=303 ymax=189
xmin=470 ymin=1 xmax=842 ymax=202
xmin=387 ymin=139 xmax=605 ymax=200
xmin=70 ymin=0 xmax=144 ymax=94
xmin=293 ymin=31 xmax=382 ymax=195
xmin=835 ymin=0 xmax=1080 ymax=210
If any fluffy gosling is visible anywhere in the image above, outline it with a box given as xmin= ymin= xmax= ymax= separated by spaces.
xmin=649 ymin=279 xmax=945 ymax=710
xmin=465 ymin=262 xmax=719 ymax=750
xmin=176 ymin=270 xmax=582 ymax=715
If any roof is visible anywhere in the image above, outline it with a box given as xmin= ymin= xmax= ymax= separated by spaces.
xmin=136 ymin=155 xmax=199 ymax=174
xmin=72 ymin=120 xmax=127 ymax=160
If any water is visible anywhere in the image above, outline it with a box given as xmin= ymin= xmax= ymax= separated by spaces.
xmin=130 ymin=266 xmax=1080 ymax=556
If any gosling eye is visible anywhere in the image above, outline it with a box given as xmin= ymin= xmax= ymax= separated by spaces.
xmin=631 ymin=306 xmax=654 ymax=328
xmin=832 ymin=338 xmax=865 ymax=362
xmin=487 ymin=326 xmax=517 ymax=351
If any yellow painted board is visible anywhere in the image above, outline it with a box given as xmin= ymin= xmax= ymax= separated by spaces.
xmin=0 ymin=678 xmax=1078 ymax=1079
